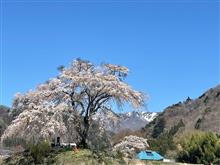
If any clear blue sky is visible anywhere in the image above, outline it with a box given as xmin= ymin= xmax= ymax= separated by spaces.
xmin=1 ymin=0 xmax=219 ymax=112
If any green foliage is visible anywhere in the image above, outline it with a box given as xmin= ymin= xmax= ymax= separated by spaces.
xmin=152 ymin=117 xmax=165 ymax=138
xmin=177 ymin=132 xmax=220 ymax=164
xmin=28 ymin=140 xmax=51 ymax=164
xmin=114 ymin=149 xmax=124 ymax=160
xmin=149 ymin=120 xmax=185 ymax=156
xmin=148 ymin=133 xmax=175 ymax=156
xmin=92 ymin=150 xmax=126 ymax=165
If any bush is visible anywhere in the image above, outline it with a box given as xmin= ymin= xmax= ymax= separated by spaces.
xmin=177 ymin=132 xmax=220 ymax=164
xmin=28 ymin=140 xmax=51 ymax=164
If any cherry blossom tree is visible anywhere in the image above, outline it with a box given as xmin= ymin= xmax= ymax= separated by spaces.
xmin=1 ymin=58 xmax=145 ymax=147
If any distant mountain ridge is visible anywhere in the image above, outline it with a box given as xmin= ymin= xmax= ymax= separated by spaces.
xmin=93 ymin=108 xmax=158 ymax=132
xmin=144 ymin=84 xmax=220 ymax=138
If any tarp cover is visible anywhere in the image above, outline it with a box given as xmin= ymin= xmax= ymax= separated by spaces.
xmin=137 ymin=150 xmax=164 ymax=160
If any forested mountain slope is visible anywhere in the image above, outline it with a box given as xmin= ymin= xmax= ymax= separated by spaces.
xmin=145 ymin=84 xmax=220 ymax=138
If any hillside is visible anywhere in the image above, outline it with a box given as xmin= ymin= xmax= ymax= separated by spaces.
xmin=0 ymin=105 xmax=12 ymax=137
xmin=145 ymin=84 xmax=220 ymax=138
xmin=1 ymin=149 xmax=199 ymax=165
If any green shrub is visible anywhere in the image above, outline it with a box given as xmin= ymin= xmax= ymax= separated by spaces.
xmin=148 ymin=133 xmax=175 ymax=156
xmin=177 ymin=132 xmax=220 ymax=164
xmin=28 ymin=140 xmax=51 ymax=164
xmin=149 ymin=120 xmax=184 ymax=156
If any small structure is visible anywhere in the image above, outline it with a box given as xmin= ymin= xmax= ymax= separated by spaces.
xmin=51 ymin=137 xmax=61 ymax=147
xmin=137 ymin=150 xmax=164 ymax=161
xmin=51 ymin=136 xmax=77 ymax=149
xmin=60 ymin=142 xmax=77 ymax=148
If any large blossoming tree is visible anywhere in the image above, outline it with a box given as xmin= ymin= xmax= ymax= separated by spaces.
xmin=2 ymin=59 xmax=145 ymax=147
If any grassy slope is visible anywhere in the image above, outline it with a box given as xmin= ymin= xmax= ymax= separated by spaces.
xmin=53 ymin=149 xmax=124 ymax=165
xmin=0 ymin=149 xmax=200 ymax=165
xmin=52 ymin=149 xmax=194 ymax=165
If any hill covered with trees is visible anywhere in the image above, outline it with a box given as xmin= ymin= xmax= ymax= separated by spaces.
xmin=0 ymin=105 xmax=12 ymax=137
xmin=144 ymin=84 xmax=220 ymax=138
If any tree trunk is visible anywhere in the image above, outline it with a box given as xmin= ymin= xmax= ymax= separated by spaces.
xmin=80 ymin=115 xmax=90 ymax=148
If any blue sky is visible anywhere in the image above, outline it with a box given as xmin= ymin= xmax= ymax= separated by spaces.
xmin=1 ymin=0 xmax=219 ymax=112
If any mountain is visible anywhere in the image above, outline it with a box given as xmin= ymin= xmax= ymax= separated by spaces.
xmin=119 ymin=111 xmax=158 ymax=131
xmin=93 ymin=108 xmax=158 ymax=133
xmin=144 ymin=84 xmax=220 ymax=138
